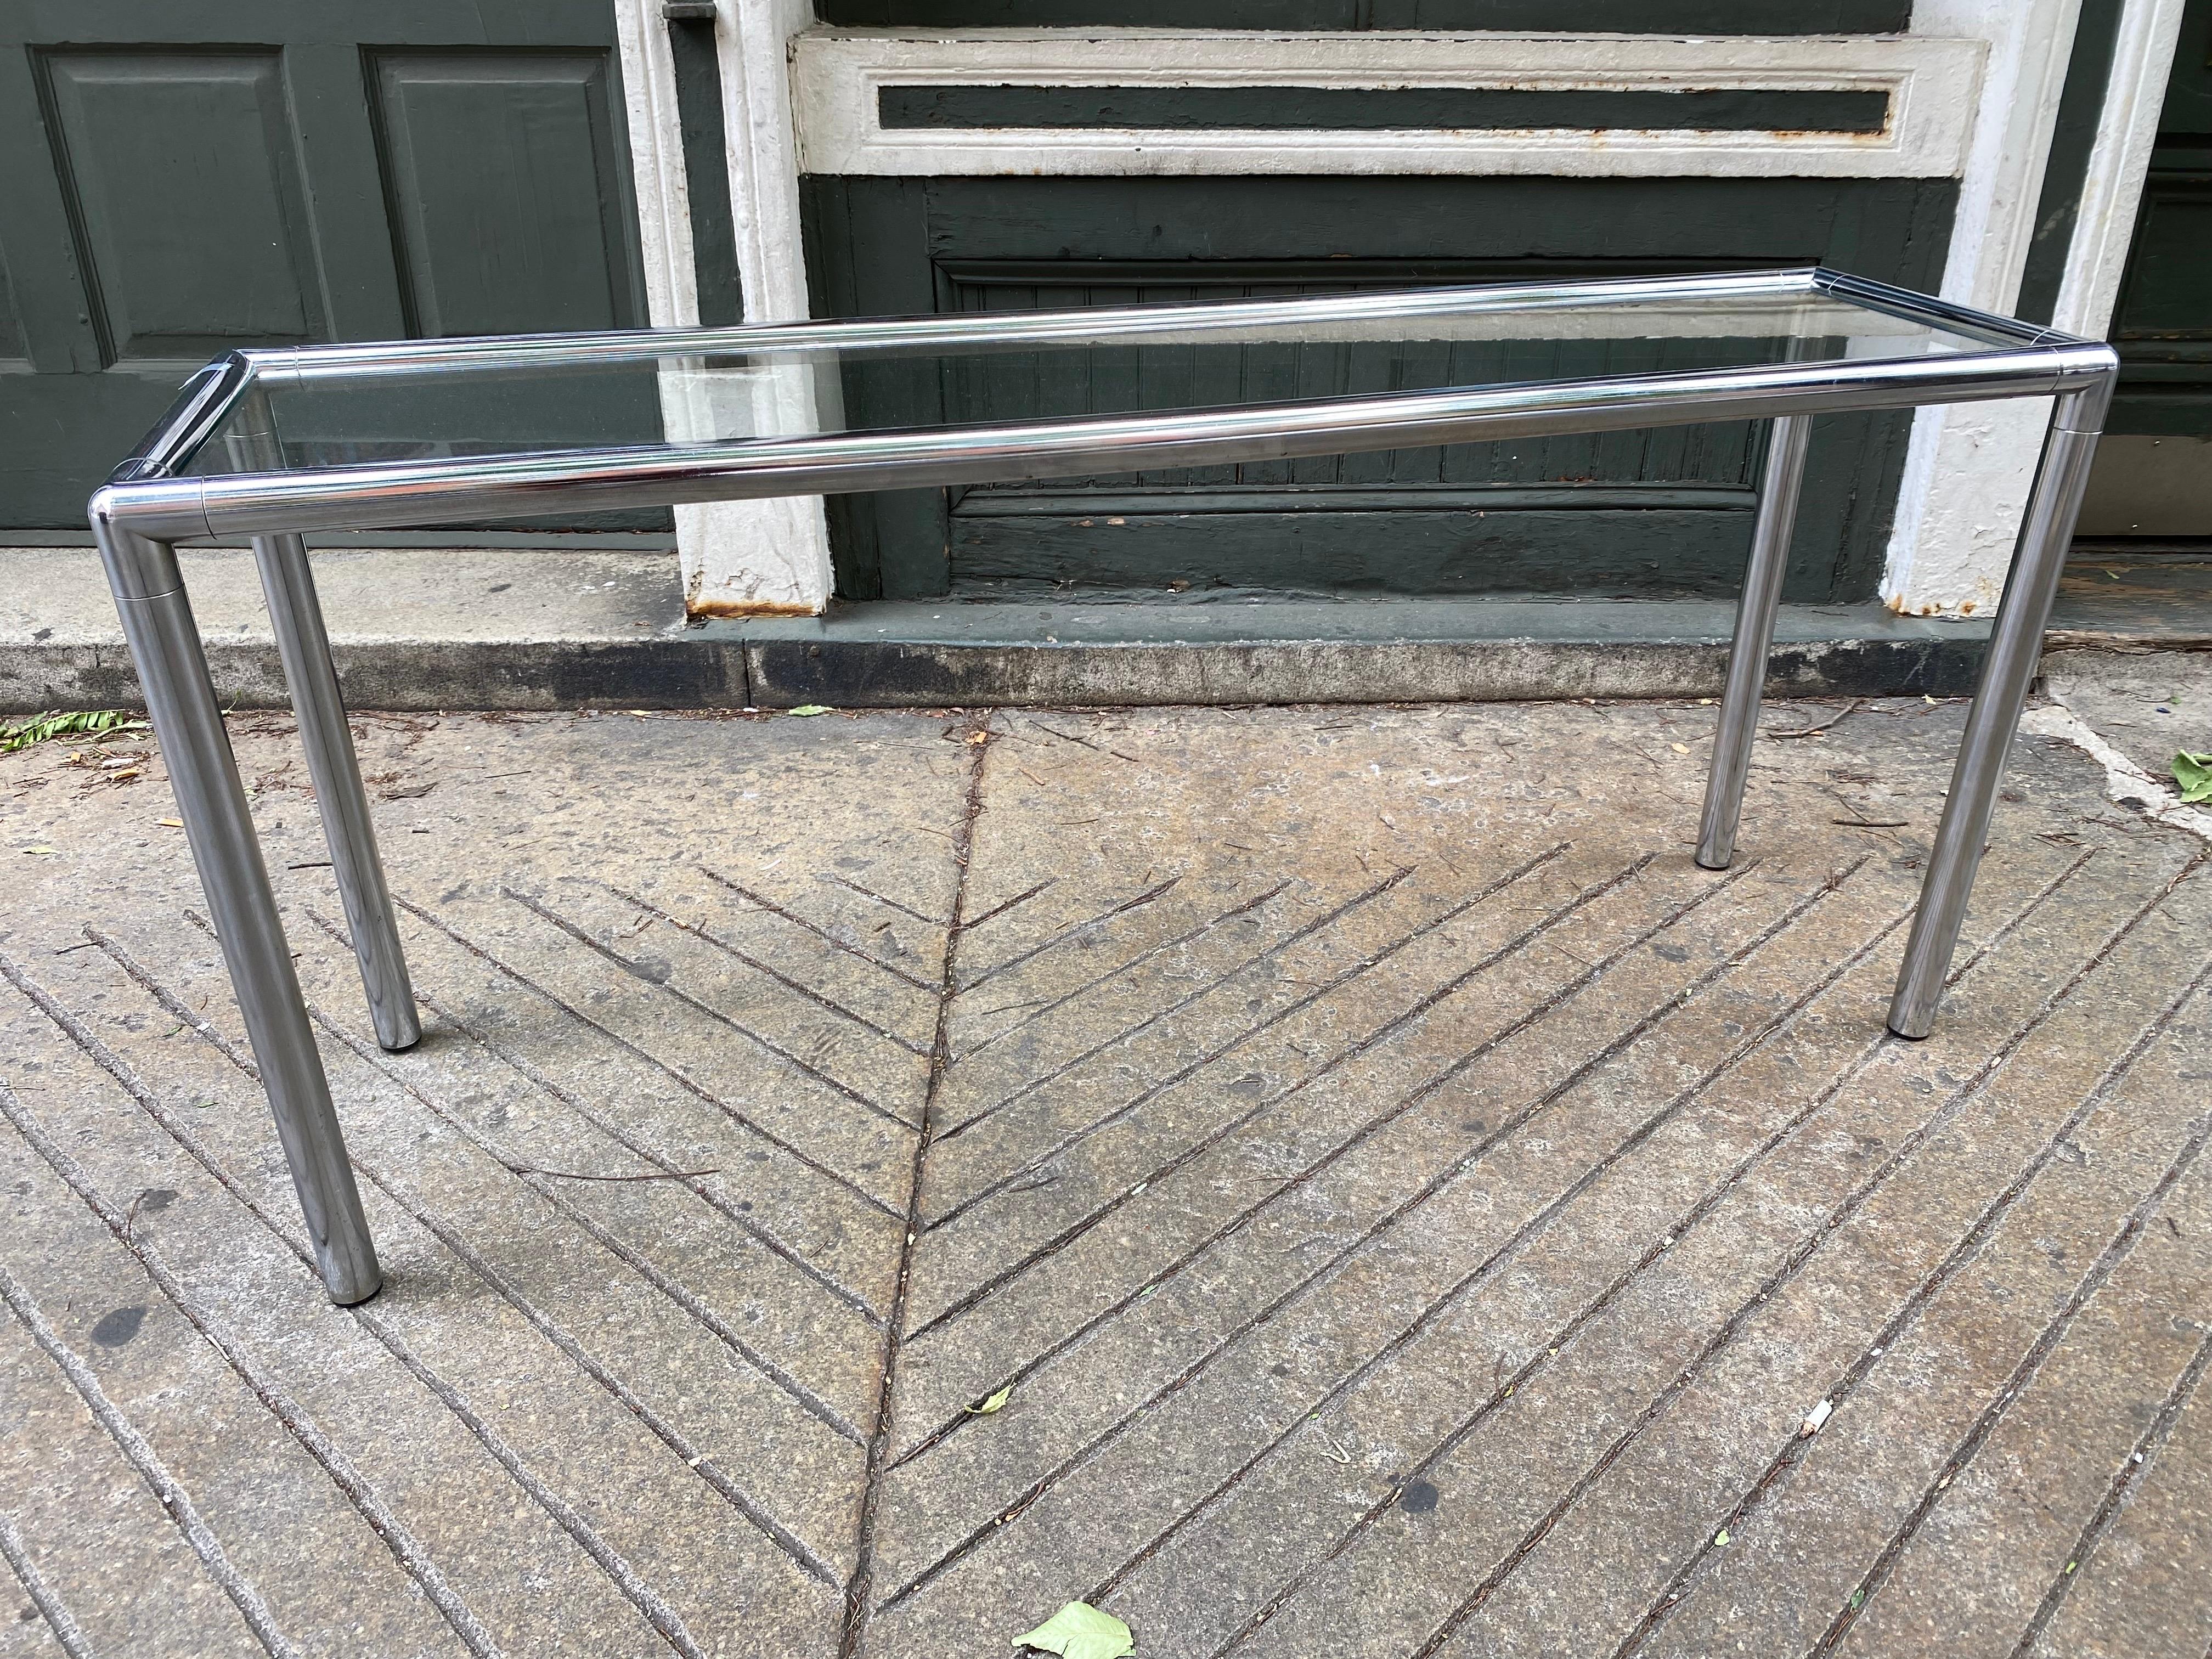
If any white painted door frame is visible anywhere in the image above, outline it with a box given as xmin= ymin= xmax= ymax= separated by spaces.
xmin=613 ymin=0 xmax=834 ymax=618
xmin=619 ymin=1 xmax=2186 ymax=622
xmin=1881 ymin=0 xmax=2187 ymax=617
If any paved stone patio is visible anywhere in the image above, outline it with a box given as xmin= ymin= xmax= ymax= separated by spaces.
xmin=2 ymin=691 xmax=2209 ymax=1658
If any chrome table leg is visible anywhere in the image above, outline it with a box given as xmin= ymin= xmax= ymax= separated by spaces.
xmin=1887 ymin=386 xmax=2109 ymax=1039
xmin=1697 ymin=413 xmax=1812 ymax=870
xmin=92 ymin=514 xmax=382 ymax=1304
xmin=250 ymin=529 xmax=420 ymax=1052
xmin=229 ymin=392 xmax=418 ymax=1052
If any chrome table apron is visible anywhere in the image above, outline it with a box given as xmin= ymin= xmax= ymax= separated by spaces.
xmin=87 ymin=269 xmax=2118 ymax=1305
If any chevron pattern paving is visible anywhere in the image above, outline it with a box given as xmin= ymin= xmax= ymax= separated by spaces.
xmin=2 ymin=700 xmax=2208 ymax=1658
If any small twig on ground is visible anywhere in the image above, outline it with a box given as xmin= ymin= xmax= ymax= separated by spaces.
xmin=1767 ymin=698 xmax=1866 ymax=740
xmin=504 ymin=1164 xmax=719 ymax=1183
xmin=1025 ymin=721 xmax=1143 ymax=765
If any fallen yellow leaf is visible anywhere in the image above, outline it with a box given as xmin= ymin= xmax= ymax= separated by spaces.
xmin=157 ymin=817 xmax=184 ymax=828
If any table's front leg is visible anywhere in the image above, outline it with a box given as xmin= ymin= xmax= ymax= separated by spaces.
xmin=94 ymin=518 xmax=382 ymax=1304
xmin=1888 ymin=386 xmax=2108 ymax=1039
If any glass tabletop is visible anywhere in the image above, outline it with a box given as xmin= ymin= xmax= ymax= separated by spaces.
xmin=177 ymin=273 xmax=2033 ymax=481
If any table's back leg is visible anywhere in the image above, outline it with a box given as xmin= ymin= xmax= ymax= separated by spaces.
xmin=224 ymin=391 xmax=419 ymax=1052
xmin=250 ymin=530 xmax=421 ymax=1052
xmin=1887 ymin=386 xmax=2109 ymax=1039
xmin=1696 ymin=413 xmax=1813 ymax=870
xmin=93 ymin=510 xmax=383 ymax=1304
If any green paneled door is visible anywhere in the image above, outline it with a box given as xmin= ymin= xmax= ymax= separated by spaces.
xmin=802 ymin=176 xmax=1957 ymax=603
xmin=2106 ymin=0 xmax=2212 ymax=438
xmin=0 ymin=0 xmax=649 ymax=528
xmin=800 ymin=0 xmax=1944 ymax=603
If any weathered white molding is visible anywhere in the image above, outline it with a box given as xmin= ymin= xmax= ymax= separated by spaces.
xmin=2052 ymin=0 xmax=2190 ymax=337
xmin=792 ymin=29 xmax=1984 ymax=179
xmin=616 ymin=0 xmax=835 ymax=618
xmin=719 ymin=0 xmax=817 ymax=323
xmin=612 ymin=0 xmax=699 ymax=329
xmin=681 ymin=0 xmax=837 ymax=617
xmin=1879 ymin=0 xmax=2182 ymax=618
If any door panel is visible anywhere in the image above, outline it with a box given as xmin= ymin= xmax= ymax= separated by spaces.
xmin=0 ymin=0 xmax=651 ymax=529
xmin=38 ymin=50 xmax=326 ymax=362
xmin=2080 ymin=0 xmax=2212 ymax=535
xmin=2104 ymin=0 xmax=2212 ymax=441
xmin=369 ymin=52 xmax=644 ymax=338
xmin=803 ymin=174 xmax=1957 ymax=603
xmin=0 ymin=245 xmax=27 ymax=361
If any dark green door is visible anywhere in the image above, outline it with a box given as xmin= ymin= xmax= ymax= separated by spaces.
xmin=2070 ymin=0 xmax=2212 ymax=538
xmin=800 ymin=1 xmax=1945 ymax=604
xmin=803 ymin=176 xmax=1955 ymax=604
xmin=2104 ymin=0 xmax=2212 ymax=440
xmin=0 ymin=0 xmax=649 ymax=528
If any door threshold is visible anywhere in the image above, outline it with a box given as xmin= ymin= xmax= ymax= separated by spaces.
xmin=727 ymin=594 xmax=1991 ymax=707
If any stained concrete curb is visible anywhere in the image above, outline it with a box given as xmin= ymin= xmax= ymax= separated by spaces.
xmin=4 ymin=545 xmax=1997 ymax=713
xmin=735 ymin=596 xmax=1986 ymax=707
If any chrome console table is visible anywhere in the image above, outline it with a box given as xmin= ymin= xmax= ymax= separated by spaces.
xmin=89 ymin=269 xmax=2115 ymax=1306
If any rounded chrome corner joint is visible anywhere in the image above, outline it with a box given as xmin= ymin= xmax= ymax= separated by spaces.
xmin=88 ymin=483 xmax=185 ymax=603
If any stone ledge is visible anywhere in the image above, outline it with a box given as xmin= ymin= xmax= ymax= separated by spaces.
xmin=3 ymin=544 xmax=2004 ymax=711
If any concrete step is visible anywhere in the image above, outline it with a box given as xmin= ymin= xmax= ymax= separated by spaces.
xmin=4 ymin=544 xmax=2008 ymax=712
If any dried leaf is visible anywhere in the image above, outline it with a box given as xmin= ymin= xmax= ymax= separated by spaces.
xmin=157 ymin=818 xmax=184 ymax=828
xmin=1013 ymin=1602 xmax=1132 ymax=1659
xmin=21 ymin=845 xmax=57 ymax=856
xmin=967 ymin=1385 xmax=1013 ymax=1416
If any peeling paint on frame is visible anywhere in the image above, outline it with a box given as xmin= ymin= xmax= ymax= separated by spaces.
xmin=791 ymin=29 xmax=1985 ymax=178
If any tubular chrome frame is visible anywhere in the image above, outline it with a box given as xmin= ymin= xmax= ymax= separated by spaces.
xmin=86 ymin=266 xmax=2118 ymax=1305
